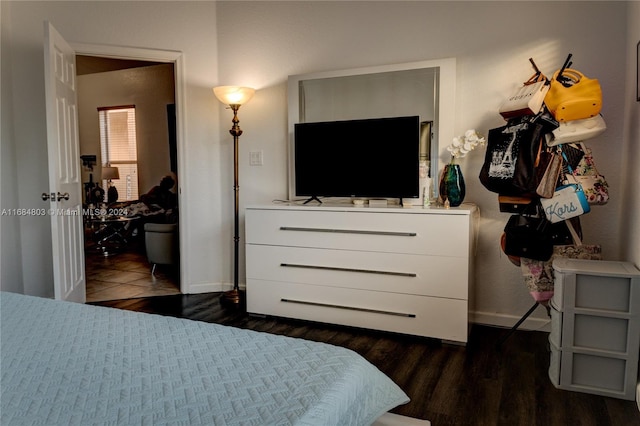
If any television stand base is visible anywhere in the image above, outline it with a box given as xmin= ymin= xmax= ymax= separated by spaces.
xmin=302 ymin=196 xmax=322 ymax=204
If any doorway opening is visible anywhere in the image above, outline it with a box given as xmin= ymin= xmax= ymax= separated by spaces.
xmin=77 ymin=55 xmax=181 ymax=302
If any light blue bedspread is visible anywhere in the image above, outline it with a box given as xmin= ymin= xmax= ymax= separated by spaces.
xmin=0 ymin=292 xmax=408 ymax=425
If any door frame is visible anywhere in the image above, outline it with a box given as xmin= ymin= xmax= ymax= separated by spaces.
xmin=72 ymin=42 xmax=188 ymax=293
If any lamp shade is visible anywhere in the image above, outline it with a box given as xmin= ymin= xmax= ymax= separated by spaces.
xmin=213 ymin=86 xmax=255 ymax=106
xmin=102 ymin=166 xmax=119 ymax=180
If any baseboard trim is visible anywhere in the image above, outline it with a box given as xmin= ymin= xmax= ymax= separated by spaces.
xmin=185 ymin=282 xmax=224 ymax=294
xmin=184 ymin=282 xmax=247 ymax=295
xmin=471 ymin=309 xmax=551 ymax=333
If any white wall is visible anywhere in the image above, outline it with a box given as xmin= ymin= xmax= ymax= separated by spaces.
xmin=2 ymin=1 xmax=223 ymax=296
xmin=77 ymin=64 xmax=175 ymax=197
xmin=216 ymin=1 xmax=631 ymax=328
xmin=1 ymin=0 xmax=24 ymax=294
xmin=621 ymin=1 xmax=640 ymax=268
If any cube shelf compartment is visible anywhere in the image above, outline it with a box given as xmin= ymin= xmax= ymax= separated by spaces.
xmin=549 ymin=259 xmax=640 ymax=401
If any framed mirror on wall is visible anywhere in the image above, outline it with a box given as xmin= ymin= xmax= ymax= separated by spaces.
xmin=287 ymin=58 xmax=456 ymax=200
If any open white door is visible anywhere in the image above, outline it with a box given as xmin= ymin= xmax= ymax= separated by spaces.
xmin=43 ymin=21 xmax=86 ymax=303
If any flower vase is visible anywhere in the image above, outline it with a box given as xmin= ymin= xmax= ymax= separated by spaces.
xmin=439 ymin=163 xmax=465 ymax=207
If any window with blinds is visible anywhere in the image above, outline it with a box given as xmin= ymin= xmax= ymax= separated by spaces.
xmin=98 ymin=106 xmax=139 ymax=201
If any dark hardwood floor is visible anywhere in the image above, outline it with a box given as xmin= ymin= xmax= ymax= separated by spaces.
xmin=90 ymin=293 xmax=640 ymax=426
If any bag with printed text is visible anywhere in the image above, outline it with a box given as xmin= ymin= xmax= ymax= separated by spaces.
xmin=479 ymin=116 xmax=543 ymax=195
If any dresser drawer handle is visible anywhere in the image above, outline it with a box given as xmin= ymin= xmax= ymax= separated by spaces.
xmin=280 ymin=263 xmax=417 ymax=277
xmin=280 ymin=226 xmax=417 ymax=237
xmin=280 ymin=298 xmax=416 ymax=318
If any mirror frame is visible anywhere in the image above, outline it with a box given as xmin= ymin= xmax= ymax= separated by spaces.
xmin=287 ymin=58 xmax=456 ymax=200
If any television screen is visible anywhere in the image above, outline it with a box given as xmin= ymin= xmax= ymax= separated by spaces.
xmin=294 ymin=116 xmax=420 ymax=200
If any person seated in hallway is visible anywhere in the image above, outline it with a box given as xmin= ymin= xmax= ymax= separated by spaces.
xmin=140 ymin=175 xmax=178 ymax=212
xmin=109 ymin=175 xmax=178 ymax=247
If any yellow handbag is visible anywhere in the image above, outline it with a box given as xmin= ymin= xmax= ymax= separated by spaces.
xmin=545 ymin=68 xmax=602 ymax=122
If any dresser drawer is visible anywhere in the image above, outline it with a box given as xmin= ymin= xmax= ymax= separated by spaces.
xmin=247 ymin=279 xmax=469 ymax=342
xmin=246 ymin=245 xmax=468 ymax=299
xmin=246 ymin=209 xmax=470 ymax=257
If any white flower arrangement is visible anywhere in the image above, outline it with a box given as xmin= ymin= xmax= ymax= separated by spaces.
xmin=446 ymin=129 xmax=486 ymax=161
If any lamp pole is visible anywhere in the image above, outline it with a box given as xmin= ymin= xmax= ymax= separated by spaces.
xmin=225 ymin=104 xmax=242 ymax=304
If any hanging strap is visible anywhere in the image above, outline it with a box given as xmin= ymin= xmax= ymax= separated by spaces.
xmin=565 ymin=220 xmax=583 ymax=246
xmin=558 ymin=144 xmax=576 ymax=176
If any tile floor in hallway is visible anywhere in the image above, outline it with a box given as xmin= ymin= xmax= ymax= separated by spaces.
xmin=85 ymin=249 xmax=181 ymax=303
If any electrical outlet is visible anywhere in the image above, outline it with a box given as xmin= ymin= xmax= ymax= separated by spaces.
xmin=249 ymin=150 xmax=263 ymax=166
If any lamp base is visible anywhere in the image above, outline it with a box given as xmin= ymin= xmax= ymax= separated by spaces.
xmin=107 ymin=185 xmax=118 ymax=204
xmin=221 ymin=288 xmax=244 ymax=305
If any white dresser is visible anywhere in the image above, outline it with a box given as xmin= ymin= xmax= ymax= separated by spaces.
xmin=245 ymin=203 xmax=477 ymax=343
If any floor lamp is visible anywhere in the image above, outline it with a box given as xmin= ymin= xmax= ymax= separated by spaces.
xmin=102 ymin=166 xmax=120 ymax=204
xmin=213 ymin=86 xmax=255 ymax=304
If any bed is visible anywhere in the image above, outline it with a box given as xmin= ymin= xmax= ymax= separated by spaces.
xmin=0 ymin=292 xmax=410 ymax=425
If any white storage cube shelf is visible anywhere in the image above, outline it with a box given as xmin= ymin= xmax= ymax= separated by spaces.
xmin=549 ymin=258 xmax=640 ymax=400
xmin=549 ymin=300 xmax=562 ymax=348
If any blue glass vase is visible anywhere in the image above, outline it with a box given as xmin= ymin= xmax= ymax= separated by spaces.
xmin=439 ymin=163 xmax=466 ymax=207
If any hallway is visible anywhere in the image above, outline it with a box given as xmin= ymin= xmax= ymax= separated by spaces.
xmin=85 ymin=249 xmax=180 ymax=303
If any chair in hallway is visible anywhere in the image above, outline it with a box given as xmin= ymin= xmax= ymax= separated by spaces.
xmin=144 ymin=222 xmax=178 ymax=275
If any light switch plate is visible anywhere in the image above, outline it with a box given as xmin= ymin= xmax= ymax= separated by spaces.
xmin=249 ymin=150 xmax=263 ymax=166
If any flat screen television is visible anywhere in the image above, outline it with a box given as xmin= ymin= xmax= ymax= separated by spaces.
xmin=294 ymin=115 xmax=420 ymax=202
